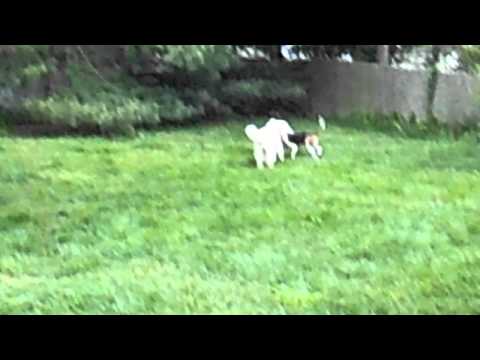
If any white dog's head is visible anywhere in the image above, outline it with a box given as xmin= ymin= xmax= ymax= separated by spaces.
xmin=244 ymin=124 xmax=260 ymax=143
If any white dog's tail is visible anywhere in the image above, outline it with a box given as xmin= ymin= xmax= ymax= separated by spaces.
xmin=318 ymin=115 xmax=327 ymax=132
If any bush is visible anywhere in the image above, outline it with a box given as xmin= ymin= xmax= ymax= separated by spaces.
xmin=181 ymin=89 xmax=234 ymax=119
xmin=0 ymin=46 xmax=311 ymax=136
xmin=0 ymin=46 xmax=51 ymax=89
xmin=22 ymin=91 xmax=199 ymax=130
xmin=0 ymin=109 xmax=10 ymax=136
xmin=7 ymin=61 xmax=203 ymax=134
xmin=221 ymin=60 xmax=285 ymax=81
xmin=219 ymin=80 xmax=307 ymax=116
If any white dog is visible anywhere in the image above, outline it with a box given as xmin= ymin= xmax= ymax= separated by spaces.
xmin=264 ymin=118 xmax=299 ymax=160
xmin=245 ymin=121 xmax=286 ymax=169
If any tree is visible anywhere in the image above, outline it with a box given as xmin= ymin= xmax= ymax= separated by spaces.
xmin=426 ymin=45 xmax=443 ymax=120
xmin=457 ymin=45 xmax=480 ymax=74
xmin=282 ymin=45 xmax=417 ymax=64
xmin=232 ymin=45 xmax=284 ymax=62
xmin=377 ymin=45 xmax=389 ymax=65
xmin=257 ymin=45 xmax=284 ymax=62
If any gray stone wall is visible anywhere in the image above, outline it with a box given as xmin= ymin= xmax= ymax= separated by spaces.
xmin=306 ymin=59 xmax=480 ymax=124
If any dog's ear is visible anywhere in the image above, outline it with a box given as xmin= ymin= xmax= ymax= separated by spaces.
xmin=318 ymin=115 xmax=326 ymax=131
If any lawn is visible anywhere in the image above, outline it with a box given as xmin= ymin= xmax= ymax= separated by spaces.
xmin=1 ymin=119 xmax=480 ymax=314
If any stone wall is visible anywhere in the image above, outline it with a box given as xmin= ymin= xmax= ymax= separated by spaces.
xmin=306 ymin=59 xmax=480 ymax=124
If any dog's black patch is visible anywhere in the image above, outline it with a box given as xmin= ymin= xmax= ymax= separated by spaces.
xmin=288 ymin=132 xmax=308 ymax=145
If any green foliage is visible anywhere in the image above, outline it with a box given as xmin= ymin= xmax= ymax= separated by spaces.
xmin=458 ymin=45 xmax=480 ymax=74
xmin=220 ymin=80 xmax=307 ymax=116
xmin=223 ymin=59 xmax=290 ymax=80
xmin=22 ymin=90 xmax=198 ymax=129
xmin=0 ymin=45 xmax=311 ymax=131
xmin=0 ymin=46 xmax=51 ymax=89
xmin=222 ymin=80 xmax=305 ymax=99
xmin=181 ymin=89 xmax=234 ymax=118
xmin=139 ymin=45 xmax=236 ymax=72
xmin=21 ymin=64 xmax=49 ymax=81
xmin=24 ymin=96 xmax=155 ymax=127
xmin=218 ymin=59 xmax=308 ymax=116
xmin=14 ymin=45 xmax=50 ymax=57
xmin=1 ymin=120 xmax=480 ymax=314
xmin=0 ymin=110 xmax=9 ymax=136
xmin=1 ymin=46 xmax=242 ymax=131
xmin=287 ymin=45 xmax=418 ymax=63
xmin=9 ymin=60 xmax=201 ymax=133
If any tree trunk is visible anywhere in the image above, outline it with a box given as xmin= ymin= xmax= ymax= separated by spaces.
xmin=430 ymin=45 xmax=441 ymax=66
xmin=269 ymin=45 xmax=284 ymax=62
xmin=312 ymin=45 xmax=326 ymax=60
xmin=47 ymin=45 xmax=70 ymax=96
xmin=426 ymin=45 xmax=442 ymax=120
xmin=46 ymin=46 xmax=58 ymax=96
xmin=117 ymin=45 xmax=129 ymax=67
xmin=377 ymin=45 xmax=389 ymax=66
xmin=325 ymin=46 xmax=340 ymax=60
xmin=352 ymin=45 xmax=363 ymax=62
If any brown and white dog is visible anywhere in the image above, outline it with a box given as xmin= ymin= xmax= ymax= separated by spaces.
xmin=287 ymin=115 xmax=326 ymax=161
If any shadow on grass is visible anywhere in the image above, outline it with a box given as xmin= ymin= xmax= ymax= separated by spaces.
xmin=0 ymin=115 xmax=242 ymax=140
xmin=1 ymin=122 xmax=107 ymax=139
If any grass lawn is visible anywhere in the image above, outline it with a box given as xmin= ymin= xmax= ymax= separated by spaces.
xmin=1 ymin=119 xmax=480 ymax=314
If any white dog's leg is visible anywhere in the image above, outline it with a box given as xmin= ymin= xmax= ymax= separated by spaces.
xmin=280 ymin=132 xmax=297 ymax=160
xmin=276 ymin=139 xmax=285 ymax=162
xmin=253 ymin=144 xmax=265 ymax=169
xmin=315 ymin=144 xmax=324 ymax=158
xmin=265 ymin=148 xmax=277 ymax=169
xmin=305 ymin=143 xmax=320 ymax=161
xmin=285 ymin=140 xmax=298 ymax=160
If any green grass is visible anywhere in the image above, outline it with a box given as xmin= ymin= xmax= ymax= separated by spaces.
xmin=1 ymin=119 xmax=480 ymax=314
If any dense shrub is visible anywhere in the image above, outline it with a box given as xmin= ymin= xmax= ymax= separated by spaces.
xmin=0 ymin=46 xmax=310 ymax=135
xmin=221 ymin=60 xmax=286 ymax=81
xmin=219 ymin=79 xmax=307 ymax=116
xmin=0 ymin=46 xmax=51 ymax=89
xmin=21 ymin=88 xmax=200 ymax=131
